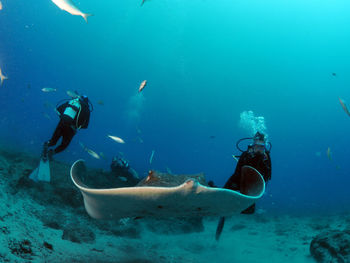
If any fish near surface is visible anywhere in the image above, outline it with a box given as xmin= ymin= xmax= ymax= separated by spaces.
xmin=51 ymin=0 xmax=93 ymax=23
xmin=139 ymin=80 xmax=147 ymax=93
xmin=339 ymin=97 xmax=350 ymax=117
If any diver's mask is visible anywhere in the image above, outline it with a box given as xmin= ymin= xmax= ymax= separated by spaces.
xmin=252 ymin=141 xmax=266 ymax=155
xmin=236 ymin=134 xmax=271 ymax=153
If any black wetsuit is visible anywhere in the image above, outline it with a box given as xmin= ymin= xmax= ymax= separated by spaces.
xmin=110 ymin=158 xmax=140 ymax=186
xmin=224 ymin=150 xmax=271 ymax=214
xmin=47 ymin=99 xmax=90 ymax=154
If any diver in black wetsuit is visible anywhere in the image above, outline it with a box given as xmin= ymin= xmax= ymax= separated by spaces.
xmin=215 ymin=132 xmax=272 ymax=241
xmin=110 ymin=155 xmax=140 ymax=186
xmin=44 ymin=95 xmax=92 ymax=158
xmin=224 ymin=131 xmax=272 ymax=214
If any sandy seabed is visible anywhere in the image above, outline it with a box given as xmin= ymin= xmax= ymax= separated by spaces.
xmin=0 ymin=149 xmax=347 ymax=263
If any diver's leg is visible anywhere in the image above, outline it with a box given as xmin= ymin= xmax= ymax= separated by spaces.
xmin=47 ymin=121 xmax=63 ymax=147
xmin=54 ymin=127 xmax=75 ymax=154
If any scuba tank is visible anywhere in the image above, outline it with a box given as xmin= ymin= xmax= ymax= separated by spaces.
xmin=63 ymin=98 xmax=81 ymax=121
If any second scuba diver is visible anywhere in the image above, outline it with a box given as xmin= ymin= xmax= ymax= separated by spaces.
xmin=110 ymin=155 xmax=140 ymax=186
xmin=216 ymin=132 xmax=272 ymax=241
xmin=43 ymin=95 xmax=92 ymax=159
xmin=224 ymin=131 xmax=272 ymax=214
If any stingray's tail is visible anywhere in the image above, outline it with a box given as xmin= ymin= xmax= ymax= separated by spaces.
xmin=215 ymin=217 xmax=225 ymax=241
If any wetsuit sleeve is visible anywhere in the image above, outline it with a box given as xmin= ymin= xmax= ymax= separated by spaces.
xmin=84 ymin=110 xmax=90 ymax=128
xmin=223 ymin=152 xmax=247 ymax=190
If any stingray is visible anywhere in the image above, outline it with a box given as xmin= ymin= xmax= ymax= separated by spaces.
xmin=70 ymin=160 xmax=265 ymax=220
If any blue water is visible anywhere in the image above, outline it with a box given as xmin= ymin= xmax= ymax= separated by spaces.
xmin=1 ymin=0 xmax=350 ymax=216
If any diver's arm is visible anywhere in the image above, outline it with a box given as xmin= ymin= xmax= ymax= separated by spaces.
xmin=79 ymin=106 xmax=90 ymax=128
xmin=84 ymin=111 xmax=90 ymax=128
xmin=56 ymin=102 xmax=68 ymax=116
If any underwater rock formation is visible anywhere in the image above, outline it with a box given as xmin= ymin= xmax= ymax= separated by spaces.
xmin=310 ymin=230 xmax=350 ymax=262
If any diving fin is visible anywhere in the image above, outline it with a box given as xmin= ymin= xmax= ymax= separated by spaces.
xmin=29 ymin=158 xmax=51 ymax=182
xmin=37 ymin=158 xmax=51 ymax=182
xmin=29 ymin=143 xmax=51 ymax=182
xmin=215 ymin=217 xmax=225 ymax=241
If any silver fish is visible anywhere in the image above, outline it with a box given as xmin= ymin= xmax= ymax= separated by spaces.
xmin=79 ymin=141 xmax=100 ymax=159
xmin=108 ymin=135 xmax=125 ymax=144
xmin=42 ymin=87 xmax=57 ymax=92
xmin=67 ymin=90 xmax=79 ymax=98
xmin=51 ymin=0 xmax=93 ymax=23
xmin=86 ymin=149 xmax=100 ymax=159
xmin=0 ymin=67 xmax=8 ymax=86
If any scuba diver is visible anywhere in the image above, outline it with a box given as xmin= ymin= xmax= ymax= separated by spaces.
xmin=224 ymin=131 xmax=271 ymax=213
xmin=110 ymin=155 xmax=140 ymax=186
xmin=44 ymin=95 xmax=92 ymax=158
xmin=216 ymin=132 xmax=272 ymax=241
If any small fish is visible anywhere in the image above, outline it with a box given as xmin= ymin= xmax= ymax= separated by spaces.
xmin=332 ymin=73 xmax=337 ymax=77
xmin=108 ymin=135 xmax=125 ymax=144
xmin=67 ymin=90 xmax=79 ymax=98
xmin=327 ymin=147 xmax=332 ymax=161
xmin=210 ymin=135 xmax=216 ymax=139
xmin=79 ymin=141 xmax=100 ymax=159
xmin=51 ymin=0 xmax=93 ymax=23
xmin=339 ymin=97 xmax=350 ymax=117
xmin=0 ymin=2 xmax=3 ymax=11
xmin=86 ymin=149 xmax=100 ymax=159
xmin=0 ymin=67 xmax=8 ymax=86
xmin=139 ymin=80 xmax=147 ymax=93
xmin=149 ymin=150 xmax=155 ymax=164
xmin=97 ymin=100 xmax=104 ymax=105
xmin=42 ymin=87 xmax=57 ymax=92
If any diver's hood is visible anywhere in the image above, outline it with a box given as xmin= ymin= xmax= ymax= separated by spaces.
xmin=236 ymin=137 xmax=272 ymax=153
